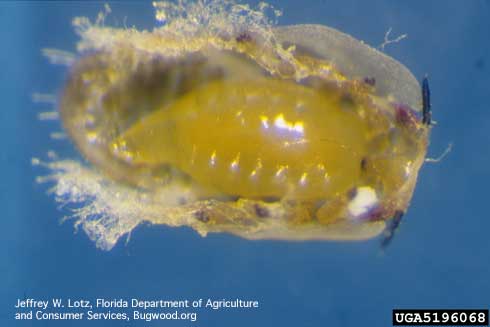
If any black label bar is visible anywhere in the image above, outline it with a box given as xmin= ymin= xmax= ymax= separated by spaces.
xmin=393 ymin=309 xmax=489 ymax=326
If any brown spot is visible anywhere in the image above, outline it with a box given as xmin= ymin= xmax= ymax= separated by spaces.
xmin=194 ymin=210 xmax=210 ymax=223
xmin=360 ymin=157 xmax=368 ymax=171
xmin=394 ymin=104 xmax=418 ymax=127
xmin=365 ymin=205 xmax=386 ymax=221
xmin=363 ymin=77 xmax=376 ymax=86
xmin=254 ymin=204 xmax=270 ymax=218
xmin=347 ymin=187 xmax=358 ymax=200
xmin=236 ymin=32 xmax=253 ymax=43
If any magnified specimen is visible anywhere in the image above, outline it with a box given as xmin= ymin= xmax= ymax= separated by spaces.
xmin=37 ymin=1 xmax=431 ymax=249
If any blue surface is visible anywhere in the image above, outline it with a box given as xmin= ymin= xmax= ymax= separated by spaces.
xmin=2 ymin=1 xmax=489 ymax=326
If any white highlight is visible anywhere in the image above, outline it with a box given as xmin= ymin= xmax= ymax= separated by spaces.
xmin=235 ymin=111 xmax=245 ymax=126
xmin=299 ymin=173 xmax=307 ymax=186
xmin=250 ymin=159 xmax=263 ymax=178
xmin=273 ymin=114 xmax=304 ymax=134
xmin=348 ymin=186 xmax=378 ymax=217
xmin=275 ymin=165 xmax=288 ymax=178
xmin=230 ymin=153 xmax=240 ymax=172
xmin=209 ymin=150 xmax=217 ymax=166
xmin=404 ymin=161 xmax=412 ymax=178
xmin=260 ymin=115 xmax=269 ymax=129
xmin=260 ymin=114 xmax=304 ymax=134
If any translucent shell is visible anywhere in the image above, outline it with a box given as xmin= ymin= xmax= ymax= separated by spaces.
xmin=57 ymin=20 xmax=430 ymax=244
xmin=273 ymin=25 xmax=422 ymax=110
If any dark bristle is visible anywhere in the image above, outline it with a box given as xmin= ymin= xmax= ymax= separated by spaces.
xmin=422 ymin=76 xmax=431 ymax=125
xmin=380 ymin=210 xmax=404 ymax=248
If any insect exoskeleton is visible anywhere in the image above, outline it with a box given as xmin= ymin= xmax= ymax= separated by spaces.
xmin=46 ymin=2 xmax=430 ymax=247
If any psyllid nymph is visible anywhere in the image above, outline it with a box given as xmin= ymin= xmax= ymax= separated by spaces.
xmin=36 ymin=0 xmax=431 ymax=250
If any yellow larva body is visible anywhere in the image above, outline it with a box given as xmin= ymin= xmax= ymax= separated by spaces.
xmin=118 ymin=78 xmax=374 ymax=200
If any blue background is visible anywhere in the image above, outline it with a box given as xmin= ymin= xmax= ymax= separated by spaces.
xmin=2 ymin=1 xmax=489 ymax=326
